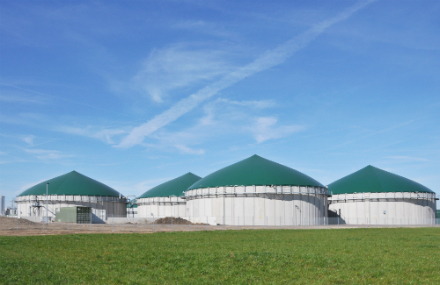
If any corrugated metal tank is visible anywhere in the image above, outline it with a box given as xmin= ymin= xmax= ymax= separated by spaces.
xmin=185 ymin=155 xmax=328 ymax=226
xmin=17 ymin=171 xmax=127 ymax=222
xmin=328 ymin=166 xmax=437 ymax=225
xmin=137 ymin=173 xmax=201 ymax=219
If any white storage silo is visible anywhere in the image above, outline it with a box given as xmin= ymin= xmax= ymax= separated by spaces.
xmin=16 ymin=171 xmax=127 ymax=223
xmin=137 ymin=173 xmax=201 ymax=219
xmin=185 ymin=155 xmax=328 ymax=226
xmin=328 ymin=166 xmax=438 ymax=225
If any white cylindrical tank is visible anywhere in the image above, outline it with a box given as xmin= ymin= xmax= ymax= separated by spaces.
xmin=17 ymin=195 xmax=127 ymax=222
xmin=17 ymin=171 xmax=127 ymax=223
xmin=185 ymin=155 xmax=328 ymax=226
xmin=185 ymin=185 xmax=328 ymax=226
xmin=137 ymin=173 xmax=201 ymax=219
xmin=328 ymin=166 xmax=438 ymax=225
xmin=137 ymin=196 xmax=187 ymax=218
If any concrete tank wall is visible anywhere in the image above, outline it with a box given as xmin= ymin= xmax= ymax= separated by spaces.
xmin=185 ymin=185 xmax=328 ymax=226
xmin=328 ymin=192 xmax=437 ymax=225
xmin=137 ymin=197 xmax=186 ymax=218
xmin=17 ymin=195 xmax=127 ymax=222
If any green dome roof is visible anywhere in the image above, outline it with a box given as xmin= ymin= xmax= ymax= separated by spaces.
xmin=18 ymin=171 xmax=122 ymax=197
xmin=187 ymin=155 xmax=324 ymax=190
xmin=329 ymin=165 xmax=434 ymax=195
xmin=138 ymin=173 xmax=201 ymax=198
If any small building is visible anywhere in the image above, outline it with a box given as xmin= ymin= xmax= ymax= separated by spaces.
xmin=185 ymin=155 xmax=328 ymax=226
xmin=137 ymin=173 xmax=201 ymax=219
xmin=328 ymin=166 xmax=438 ymax=225
xmin=17 ymin=171 xmax=126 ymax=223
xmin=55 ymin=206 xmax=91 ymax=224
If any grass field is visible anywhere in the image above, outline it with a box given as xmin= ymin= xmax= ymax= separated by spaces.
xmin=1 ymin=228 xmax=439 ymax=284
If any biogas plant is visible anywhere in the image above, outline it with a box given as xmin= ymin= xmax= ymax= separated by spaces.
xmin=16 ymin=171 xmax=126 ymax=223
xmin=15 ymin=155 xmax=438 ymax=226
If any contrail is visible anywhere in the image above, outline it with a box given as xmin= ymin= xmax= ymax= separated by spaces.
xmin=117 ymin=0 xmax=376 ymax=148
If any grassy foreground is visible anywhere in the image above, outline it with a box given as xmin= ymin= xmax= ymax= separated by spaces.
xmin=1 ymin=228 xmax=439 ymax=284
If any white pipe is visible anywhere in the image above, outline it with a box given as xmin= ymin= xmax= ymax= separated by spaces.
xmin=46 ymin=183 xmax=49 ymax=224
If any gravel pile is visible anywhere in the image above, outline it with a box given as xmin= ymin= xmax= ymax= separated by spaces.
xmin=153 ymin=217 xmax=208 ymax=225
xmin=154 ymin=217 xmax=192 ymax=225
xmin=0 ymin=216 xmax=37 ymax=230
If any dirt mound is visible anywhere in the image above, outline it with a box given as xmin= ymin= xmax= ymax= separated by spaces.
xmin=0 ymin=216 xmax=37 ymax=229
xmin=154 ymin=217 xmax=192 ymax=225
xmin=153 ymin=217 xmax=208 ymax=225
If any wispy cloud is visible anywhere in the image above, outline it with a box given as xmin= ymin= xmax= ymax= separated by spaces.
xmin=55 ymin=126 xmax=126 ymax=144
xmin=216 ymin=98 xmax=275 ymax=109
xmin=117 ymin=0 xmax=374 ymax=148
xmin=0 ymin=92 xmax=47 ymax=104
xmin=318 ymin=119 xmax=417 ymax=152
xmin=175 ymin=144 xmax=205 ymax=155
xmin=23 ymin=135 xmax=35 ymax=146
xmin=0 ymin=83 xmax=132 ymax=118
xmin=362 ymin=140 xmax=406 ymax=153
xmin=386 ymin=156 xmax=429 ymax=162
xmin=110 ymin=177 xmax=175 ymax=197
xmin=0 ymin=112 xmax=47 ymax=126
xmin=132 ymin=45 xmax=235 ymax=103
xmin=172 ymin=20 xmax=235 ymax=38
xmin=142 ymin=99 xmax=302 ymax=154
xmin=24 ymin=148 xmax=73 ymax=160
xmin=251 ymin=117 xmax=305 ymax=143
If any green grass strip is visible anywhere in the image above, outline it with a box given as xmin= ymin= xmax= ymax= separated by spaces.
xmin=1 ymin=228 xmax=439 ymax=284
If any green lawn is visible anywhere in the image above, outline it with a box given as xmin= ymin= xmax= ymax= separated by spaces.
xmin=1 ymin=228 xmax=439 ymax=284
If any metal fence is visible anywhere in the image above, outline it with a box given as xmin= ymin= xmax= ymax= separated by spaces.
xmin=2 ymin=215 xmax=439 ymax=234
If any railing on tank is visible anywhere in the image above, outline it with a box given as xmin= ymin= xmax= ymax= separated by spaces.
xmin=184 ymin=185 xmax=329 ymax=199
xmin=329 ymin=192 xmax=437 ymax=202
xmin=17 ymin=195 xmax=126 ymax=203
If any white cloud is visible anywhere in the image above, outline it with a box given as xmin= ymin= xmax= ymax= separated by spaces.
xmin=386 ymin=156 xmax=429 ymax=162
xmin=56 ymin=126 xmax=126 ymax=144
xmin=24 ymin=148 xmax=73 ymax=160
xmin=142 ymin=99 xmax=302 ymax=154
xmin=175 ymin=144 xmax=205 ymax=155
xmin=117 ymin=1 xmax=373 ymax=148
xmin=117 ymin=177 xmax=174 ymax=196
xmin=93 ymin=129 xmax=127 ymax=144
xmin=23 ymin=135 xmax=35 ymax=145
xmin=132 ymin=45 xmax=234 ymax=102
xmin=216 ymin=98 xmax=275 ymax=109
xmin=251 ymin=117 xmax=305 ymax=143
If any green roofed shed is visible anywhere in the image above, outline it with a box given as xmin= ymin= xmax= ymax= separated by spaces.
xmin=188 ymin=155 xmax=324 ymax=190
xmin=328 ymin=165 xmax=434 ymax=195
xmin=139 ymin=173 xmax=201 ymax=198
xmin=18 ymin=171 xmax=121 ymax=197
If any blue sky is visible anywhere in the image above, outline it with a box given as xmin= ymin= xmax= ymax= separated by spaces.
xmin=1 ymin=0 xmax=439 ymax=207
